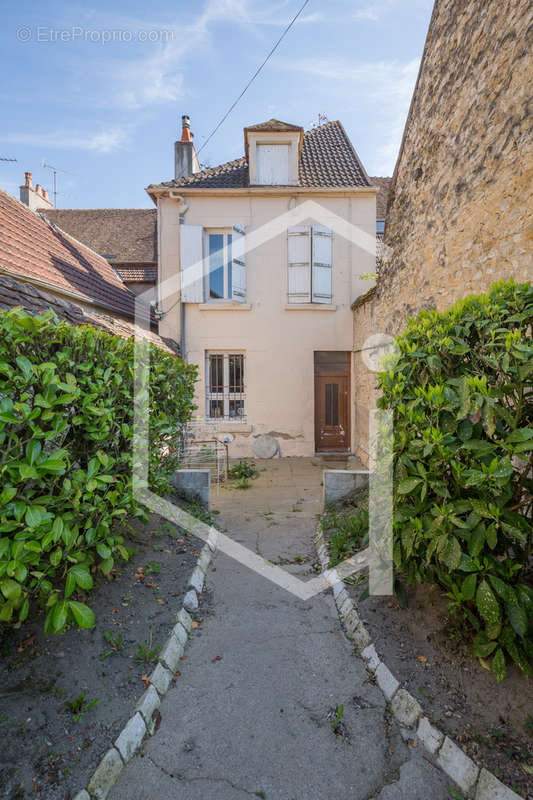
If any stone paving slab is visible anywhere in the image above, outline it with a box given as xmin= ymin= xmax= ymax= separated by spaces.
xmin=110 ymin=459 xmax=451 ymax=800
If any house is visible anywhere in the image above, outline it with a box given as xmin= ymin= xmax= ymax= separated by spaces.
xmin=15 ymin=168 xmax=159 ymax=302
xmin=351 ymin=0 xmax=532 ymax=466
xmin=0 ymin=185 xmax=174 ymax=352
xmin=41 ymin=207 xmax=157 ymax=301
xmin=148 ymin=117 xmax=378 ymax=457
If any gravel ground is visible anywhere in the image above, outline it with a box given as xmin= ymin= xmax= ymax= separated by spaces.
xmin=0 ymin=508 xmax=212 ymax=800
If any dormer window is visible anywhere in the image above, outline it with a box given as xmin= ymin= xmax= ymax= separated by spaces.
xmin=244 ymin=119 xmax=303 ymax=186
xmin=256 ymin=144 xmax=290 ymax=185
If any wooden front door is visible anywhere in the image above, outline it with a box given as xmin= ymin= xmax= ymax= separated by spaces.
xmin=314 ymin=352 xmax=350 ymax=452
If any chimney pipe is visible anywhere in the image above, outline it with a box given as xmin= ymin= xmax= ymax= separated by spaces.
xmin=35 ymin=183 xmax=43 ymax=196
xmin=174 ymin=114 xmax=198 ymax=180
xmin=25 ymin=171 xmax=32 ymax=189
xmin=43 ymin=189 xmax=49 ymax=201
xmin=181 ymin=115 xmax=192 ymax=142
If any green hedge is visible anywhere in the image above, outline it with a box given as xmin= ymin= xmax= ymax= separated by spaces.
xmin=0 ymin=308 xmax=197 ymax=634
xmin=378 ymin=280 xmax=532 ymax=681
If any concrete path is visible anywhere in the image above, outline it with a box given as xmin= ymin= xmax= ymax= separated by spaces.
xmin=111 ymin=458 xmax=450 ymax=799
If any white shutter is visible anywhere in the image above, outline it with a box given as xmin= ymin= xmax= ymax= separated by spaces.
xmin=312 ymin=225 xmax=333 ymax=304
xmin=288 ymin=225 xmax=311 ymax=303
xmin=231 ymin=223 xmax=246 ymax=302
xmin=180 ymin=224 xmax=204 ymax=303
xmin=256 ymin=144 xmax=289 ymax=185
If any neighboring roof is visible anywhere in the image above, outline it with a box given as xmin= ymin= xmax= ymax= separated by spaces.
xmin=150 ymin=120 xmax=371 ymax=191
xmin=116 ymin=264 xmax=157 ymax=283
xmin=41 ymin=208 xmax=157 ymax=264
xmin=0 ymin=188 xmax=135 ymax=318
xmin=369 ymin=176 xmax=393 ymax=218
xmin=0 ymin=274 xmax=178 ymax=354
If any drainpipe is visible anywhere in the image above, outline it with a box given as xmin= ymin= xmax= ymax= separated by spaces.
xmin=169 ymin=192 xmax=189 ymax=359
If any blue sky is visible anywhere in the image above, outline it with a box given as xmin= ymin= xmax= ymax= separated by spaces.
xmin=0 ymin=0 xmax=432 ymax=208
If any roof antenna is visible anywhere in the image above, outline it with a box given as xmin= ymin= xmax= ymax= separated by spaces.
xmin=0 ymin=156 xmax=17 ymax=162
xmin=310 ymin=113 xmax=329 ymax=129
xmin=41 ymin=161 xmax=76 ymax=208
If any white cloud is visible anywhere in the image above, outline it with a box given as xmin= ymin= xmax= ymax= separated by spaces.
xmin=353 ymin=7 xmax=380 ymax=21
xmin=0 ymin=128 xmax=129 ymax=154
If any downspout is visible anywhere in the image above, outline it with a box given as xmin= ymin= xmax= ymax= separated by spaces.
xmin=169 ymin=192 xmax=189 ymax=359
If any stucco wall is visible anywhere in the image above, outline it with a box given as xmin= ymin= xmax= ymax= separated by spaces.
xmin=353 ymin=0 xmax=533 ymax=466
xmin=159 ymin=190 xmax=376 ymax=457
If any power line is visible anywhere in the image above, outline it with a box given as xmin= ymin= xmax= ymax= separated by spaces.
xmin=198 ymin=0 xmax=311 ymax=154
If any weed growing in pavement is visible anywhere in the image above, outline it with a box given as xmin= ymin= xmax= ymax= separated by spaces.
xmin=65 ymin=693 xmax=99 ymax=723
xmin=100 ymin=630 xmax=126 ymax=660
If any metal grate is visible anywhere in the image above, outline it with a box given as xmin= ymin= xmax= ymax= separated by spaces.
xmin=206 ymin=352 xmax=246 ymax=421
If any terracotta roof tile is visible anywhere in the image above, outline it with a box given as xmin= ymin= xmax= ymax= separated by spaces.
xmin=151 ymin=120 xmax=370 ymax=191
xmin=0 ymin=189 xmax=135 ymax=318
xmin=116 ymin=264 xmax=157 ymax=282
xmin=41 ymin=208 xmax=157 ymax=263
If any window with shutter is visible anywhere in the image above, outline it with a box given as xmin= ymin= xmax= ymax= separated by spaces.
xmin=231 ymin=223 xmax=246 ymax=302
xmin=311 ymin=225 xmax=333 ymax=304
xmin=287 ymin=225 xmax=333 ymax=304
xmin=180 ymin=224 xmax=204 ymax=303
xmin=288 ymin=225 xmax=311 ymax=303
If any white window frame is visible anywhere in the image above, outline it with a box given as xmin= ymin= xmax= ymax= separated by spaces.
xmin=205 ymin=351 xmax=246 ymax=421
xmin=204 ymin=228 xmax=233 ymax=301
xmin=256 ymin=143 xmax=290 ymax=185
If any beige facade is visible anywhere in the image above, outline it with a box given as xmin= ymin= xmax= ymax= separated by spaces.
xmin=156 ymin=188 xmax=376 ymax=457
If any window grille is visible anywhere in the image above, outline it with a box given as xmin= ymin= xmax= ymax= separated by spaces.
xmin=206 ymin=352 xmax=246 ymax=421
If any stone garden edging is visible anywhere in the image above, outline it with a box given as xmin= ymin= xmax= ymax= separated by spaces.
xmin=314 ymin=524 xmax=524 ymax=800
xmin=72 ymin=526 xmax=219 ymax=800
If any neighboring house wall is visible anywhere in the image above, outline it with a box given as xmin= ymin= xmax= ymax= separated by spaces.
xmin=352 ymin=0 xmax=533 ymax=466
xmin=158 ymin=190 xmax=376 ymax=457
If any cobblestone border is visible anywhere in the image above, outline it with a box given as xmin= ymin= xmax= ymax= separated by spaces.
xmin=72 ymin=527 xmax=219 ymax=800
xmin=314 ymin=525 xmax=524 ymax=800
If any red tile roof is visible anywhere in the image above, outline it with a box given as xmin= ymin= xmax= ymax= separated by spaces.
xmin=0 ymin=189 xmax=135 ymax=318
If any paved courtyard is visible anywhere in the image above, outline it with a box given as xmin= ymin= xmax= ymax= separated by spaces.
xmin=111 ymin=458 xmax=450 ymax=799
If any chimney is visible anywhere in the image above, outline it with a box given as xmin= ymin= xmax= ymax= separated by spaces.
xmin=174 ymin=114 xmax=199 ymax=180
xmin=19 ymin=171 xmax=53 ymax=211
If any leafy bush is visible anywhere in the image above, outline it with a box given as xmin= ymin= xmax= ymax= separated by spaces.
xmin=228 ymin=459 xmax=259 ymax=481
xmin=378 ymin=280 xmax=532 ymax=680
xmin=0 ymin=309 xmax=196 ymax=634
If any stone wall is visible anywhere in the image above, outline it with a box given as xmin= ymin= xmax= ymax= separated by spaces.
xmin=353 ymin=0 xmax=533 ymax=465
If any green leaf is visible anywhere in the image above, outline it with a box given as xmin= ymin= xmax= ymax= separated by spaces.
xmin=100 ymin=557 xmax=114 ymax=575
xmin=507 ymin=604 xmax=527 ymax=638
xmin=70 ymin=565 xmax=93 ymax=591
xmin=468 ymin=524 xmax=485 ymax=558
xmin=397 ymin=477 xmax=423 ymax=495
xmin=65 ymin=572 xmax=76 ymax=599
xmin=25 ymin=506 xmax=44 ymax=528
xmin=15 ymin=355 xmax=33 ymax=381
xmin=491 ymin=648 xmax=506 ymax=683
xmin=473 ymin=632 xmax=497 ymax=658
xmin=506 ymin=428 xmax=533 ymax=443
xmin=68 ymin=600 xmax=95 ymax=629
xmin=51 ymin=600 xmax=68 ymax=633
xmin=25 ymin=439 xmax=42 ymax=465
xmin=0 ymin=487 xmax=17 ymax=506
xmin=461 ymin=573 xmax=477 ymax=601
xmin=476 ymin=580 xmax=500 ymax=625
xmin=443 ymin=536 xmax=461 ymax=570
xmin=0 ymin=578 xmax=21 ymax=601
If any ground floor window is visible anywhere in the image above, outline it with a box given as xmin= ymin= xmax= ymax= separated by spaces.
xmin=206 ymin=352 xmax=246 ymax=420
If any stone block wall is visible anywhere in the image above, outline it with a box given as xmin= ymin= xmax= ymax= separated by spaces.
xmin=353 ymin=0 xmax=533 ymax=465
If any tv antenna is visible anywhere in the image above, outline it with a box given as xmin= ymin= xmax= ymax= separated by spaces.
xmin=0 ymin=157 xmax=17 ymax=162
xmin=310 ymin=113 xmax=329 ymax=129
xmin=41 ymin=161 xmax=76 ymax=207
